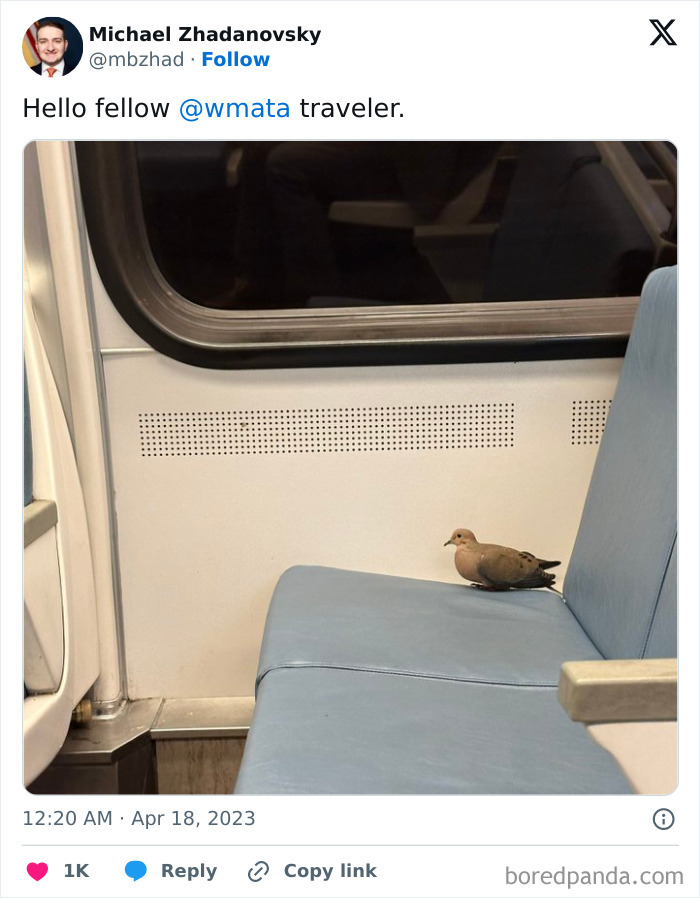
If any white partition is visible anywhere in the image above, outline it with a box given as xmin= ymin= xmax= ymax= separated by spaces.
xmin=94 ymin=281 xmax=621 ymax=699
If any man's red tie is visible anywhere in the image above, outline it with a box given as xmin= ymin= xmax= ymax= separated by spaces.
xmin=47 ymin=67 xmax=57 ymax=77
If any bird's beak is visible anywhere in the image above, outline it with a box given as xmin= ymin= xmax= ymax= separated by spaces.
xmin=444 ymin=539 xmax=453 ymax=547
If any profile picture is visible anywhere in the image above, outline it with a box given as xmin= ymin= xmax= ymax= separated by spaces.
xmin=23 ymin=17 xmax=83 ymax=77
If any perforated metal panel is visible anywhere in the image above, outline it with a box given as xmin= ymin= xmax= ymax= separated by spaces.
xmin=571 ymin=399 xmax=612 ymax=445
xmin=139 ymin=404 xmax=516 ymax=457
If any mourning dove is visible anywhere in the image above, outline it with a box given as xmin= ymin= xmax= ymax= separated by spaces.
xmin=444 ymin=528 xmax=561 ymax=592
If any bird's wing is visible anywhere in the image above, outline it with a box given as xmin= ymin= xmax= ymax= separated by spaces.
xmin=477 ymin=547 xmax=539 ymax=585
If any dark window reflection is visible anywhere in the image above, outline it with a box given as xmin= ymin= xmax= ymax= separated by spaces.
xmin=136 ymin=142 xmax=676 ymax=311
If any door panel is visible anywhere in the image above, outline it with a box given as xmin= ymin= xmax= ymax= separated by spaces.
xmin=23 ymin=298 xmax=100 ymax=785
xmin=24 ymin=518 xmax=63 ymax=693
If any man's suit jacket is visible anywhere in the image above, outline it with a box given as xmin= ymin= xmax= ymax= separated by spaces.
xmin=31 ymin=60 xmax=76 ymax=75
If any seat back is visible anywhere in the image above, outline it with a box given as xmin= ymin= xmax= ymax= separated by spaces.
xmin=485 ymin=142 xmax=654 ymax=301
xmin=564 ymin=266 xmax=677 ymax=659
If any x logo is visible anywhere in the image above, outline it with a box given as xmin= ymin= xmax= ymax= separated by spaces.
xmin=650 ymin=19 xmax=677 ymax=45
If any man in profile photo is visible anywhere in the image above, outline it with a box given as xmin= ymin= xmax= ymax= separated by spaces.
xmin=27 ymin=20 xmax=75 ymax=77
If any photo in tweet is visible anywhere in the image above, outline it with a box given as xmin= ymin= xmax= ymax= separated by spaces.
xmin=24 ymin=139 xmax=677 ymax=798
xmin=3 ymin=2 xmax=698 ymax=896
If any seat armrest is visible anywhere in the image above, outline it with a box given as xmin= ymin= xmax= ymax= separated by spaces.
xmin=24 ymin=500 xmax=58 ymax=548
xmin=558 ymin=659 xmax=677 ymax=723
xmin=413 ymin=222 xmax=499 ymax=247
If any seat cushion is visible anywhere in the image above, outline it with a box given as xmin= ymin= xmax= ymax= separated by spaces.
xmin=257 ymin=566 xmax=603 ymax=689
xmin=236 ymin=667 xmax=632 ymax=794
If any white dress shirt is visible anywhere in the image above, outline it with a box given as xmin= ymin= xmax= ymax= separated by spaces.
xmin=41 ymin=60 xmax=66 ymax=77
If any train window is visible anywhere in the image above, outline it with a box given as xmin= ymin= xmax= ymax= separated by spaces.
xmin=76 ymin=141 xmax=676 ymax=368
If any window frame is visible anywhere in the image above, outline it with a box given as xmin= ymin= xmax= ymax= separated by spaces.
xmin=75 ymin=141 xmax=637 ymax=370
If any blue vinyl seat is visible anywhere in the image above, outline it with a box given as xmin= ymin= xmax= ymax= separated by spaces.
xmin=235 ymin=267 xmax=677 ymax=794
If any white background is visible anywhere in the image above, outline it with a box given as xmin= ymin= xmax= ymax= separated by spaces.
xmin=2 ymin=1 xmax=699 ymax=896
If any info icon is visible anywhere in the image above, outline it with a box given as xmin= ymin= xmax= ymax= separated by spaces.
xmin=652 ymin=808 xmax=675 ymax=830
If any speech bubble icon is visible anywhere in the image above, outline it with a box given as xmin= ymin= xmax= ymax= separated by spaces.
xmin=125 ymin=860 xmax=147 ymax=881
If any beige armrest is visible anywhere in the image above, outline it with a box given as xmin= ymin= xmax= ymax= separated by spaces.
xmin=24 ymin=500 xmax=58 ymax=548
xmin=558 ymin=659 xmax=677 ymax=724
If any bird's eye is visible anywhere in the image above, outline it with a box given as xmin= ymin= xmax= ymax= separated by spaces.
xmin=457 ymin=533 xmax=462 ymax=538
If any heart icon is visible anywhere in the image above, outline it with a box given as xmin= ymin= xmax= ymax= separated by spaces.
xmin=27 ymin=863 xmax=48 ymax=881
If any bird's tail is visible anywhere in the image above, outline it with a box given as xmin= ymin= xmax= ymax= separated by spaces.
xmin=538 ymin=559 xmax=561 ymax=570
xmin=544 ymin=584 xmax=564 ymax=597
xmin=515 ymin=569 xmax=558 ymax=590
